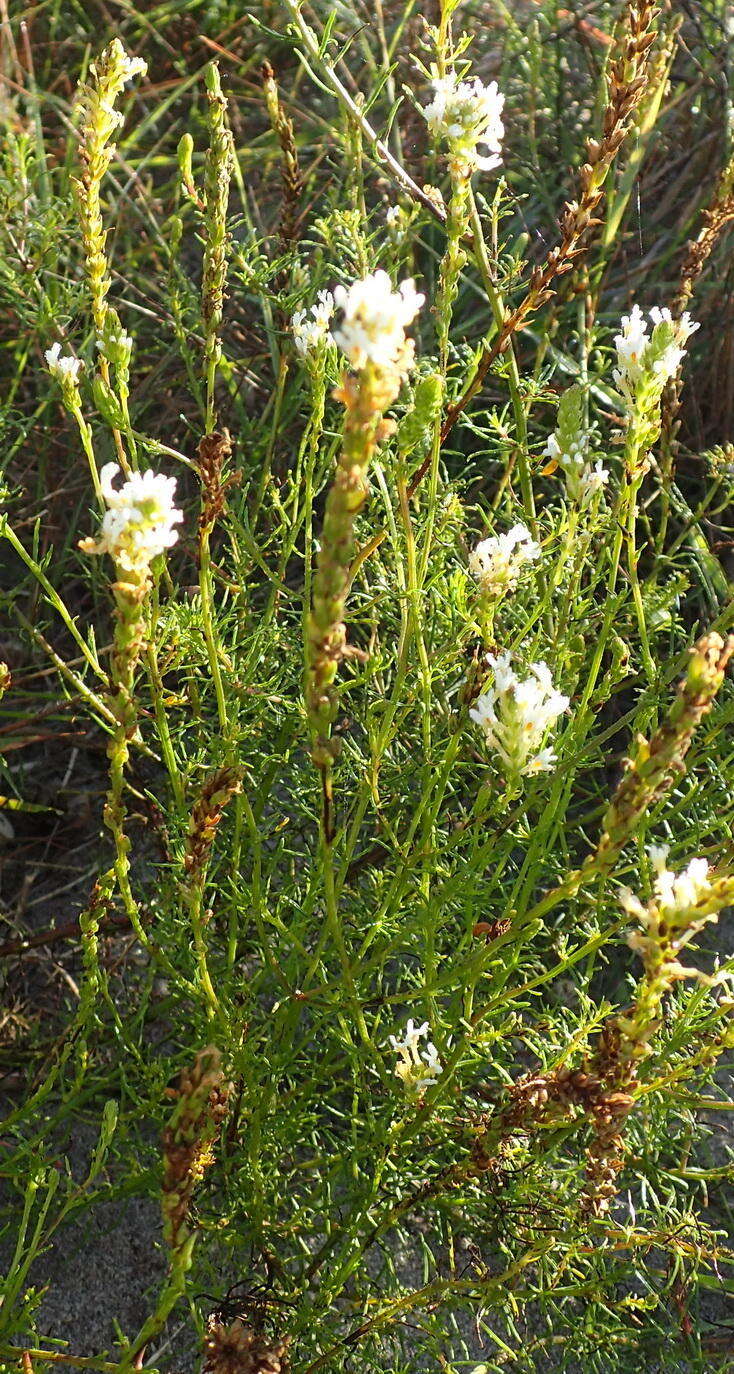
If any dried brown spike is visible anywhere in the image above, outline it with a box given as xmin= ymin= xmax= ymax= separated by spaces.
xmin=441 ymin=0 xmax=661 ymax=445
xmin=162 ymin=1046 xmax=231 ymax=1254
xmin=197 ymin=429 xmax=238 ymax=532
xmin=203 ymin=1319 xmax=290 ymax=1374
xmin=184 ymin=766 xmax=243 ymax=882
xmin=261 ymin=61 xmax=303 ymax=249
xmin=595 ymin=632 xmax=734 ymax=872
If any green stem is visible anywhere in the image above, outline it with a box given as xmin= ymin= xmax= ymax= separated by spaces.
xmin=0 ymin=1349 xmax=121 ymax=1372
xmin=187 ymin=881 xmax=222 ymax=1020
xmin=467 ymin=184 xmax=537 ymax=534
xmin=118 ymin=1243 xmax=193 ymax=1373
xmin=322 ymin=833 xmax=371 ymax=1051
xmin=2 ymin=522 xmax=107 ymax=681
xmin=145 ymin=641 xmax=184 ymax=807
xmin=199 ymin=526 xmax=229 ymax=735
xmin=625 ymin=479 xmax=656 ymax=684
xmin=70 ymin=403 xmax=103 ymax=505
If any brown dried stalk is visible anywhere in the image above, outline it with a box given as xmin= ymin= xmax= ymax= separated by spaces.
xmin=659 ymin=156 xmax=734 ymax=466
xmin=162 ymin=1046 xmax=231 ymax=1255
xmin=184 ymin=766 xmax=243 ymax=884
xmin=197 ymin=429 xmax=238 ymax=533
xmin=262 ymin=60 xmax=303 ymax=249
xmin=594 ymin=631 xmax=734 ymax=874
xmin=568 ymin=1019 xmax=638 ymax=1214
xmin=673 ymin=159 xmax=734 ymax=320
xmin=441 ymin=0 xmax=660 ymax=444
xmin=469 ymin=1061 xmax=611 ymax=1174
xmin=468 ymin=1039 xmax=631 ymax=1209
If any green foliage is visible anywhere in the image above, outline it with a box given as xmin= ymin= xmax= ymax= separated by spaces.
xmin=1 ymin=3 xmax=734 ymax=1374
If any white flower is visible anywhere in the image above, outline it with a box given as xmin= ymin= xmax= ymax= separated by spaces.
xmin=292 ymin=290 xmax=335 ymax=356
xmin=422 ymin=70 xmax=504 ymax=176
xmin=115 ymin=47 xmax=147 ymax=84
xmin=579 ymin=459 xmax=609 ymax=501
xmin=468 ymin=523 xmax=539 ymax=597
xmin=97 ymin=327 xmax=133 ymax=370
xmin=621 ymin=845 xmax=716 ymax=929
xmin=654 ymin=854 xmax=713 ymax=917
xmin=614 ymin=303 xmax=650 ymax=388
xmin=613 ymin=305 xmax=699 ymax=405
xmin=332 ymin=270 xmax=424 ymax=373
xmin=46 ymin=342 xmax=83 ymax=386
xmin=647 ymin=842 xmax=670 ymax=874
xmin=93 ymin=40 xmax=147 ymax=87
xmin=389 ymin=1019 xmax=443 ymax=1097
xmin=620 ymin=845 xmax=728 ymax=979
xmin=86 ymin=42 xmax=147 ymax=141
xmin=542 ymin=385 xmax=607 ymax=506
xmin=81 ymin=462 xmax=183 ymax=573
xmin=469 ymin=652 xmax=569 ymax=778
xmin=544 ymin=425 xmax=608 ymax=506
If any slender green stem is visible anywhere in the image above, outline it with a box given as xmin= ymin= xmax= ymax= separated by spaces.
xmin=467 ymin=185 xmax=538 ymax=533
xmin=0 ymin=1349 xmax=122 ymax=1372
xmin=2 ymin=522 xmax=107 ymax=681
xmin=199 ymin=527 xmax=229 ymax=735
xmin=187 ymin=882 xmax=222 ymax=1020
xmin=625 ymin=479 xmax=656 ymax=684
xmin=145 ymin=642 xmax=184 ymax=806
xmin=322 ymin=835 xmax=371 ymax=1050
xmin=70 ymin=403 xmax=103 ymax=505
xmin=118 ymin=1244 xmax=193 ymax=1373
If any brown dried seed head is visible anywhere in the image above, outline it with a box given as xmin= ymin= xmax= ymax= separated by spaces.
xmin=184 ymin=766 xmax=243 ymax=881
xmin=203 ymin=1319 xmax=290 ymax=1374
xmin=198 ymin=430 xmax=238 ymax=531
xmin=162 ymin=1047 xmax=231 ymax=1252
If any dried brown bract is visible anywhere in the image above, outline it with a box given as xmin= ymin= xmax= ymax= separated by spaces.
xmin=184 ymin=767 xmax=243 ymax=884
xmin=262 ymin=61 xmax=303 ymax=250
xmin=197 ymin=429 xmax=238 ymax=533
xmin=595 ymin=632 xmax=734 ymax=872
xmin=660 ymin=157 xmax=734 ymax=465
xmin=204 ymin=1318 xmax=290 ymax=1374
xmin=443 ymin=0 xmax=660 ymax=441
xmin=162 ymin=1046 xmax=231 ymax=1254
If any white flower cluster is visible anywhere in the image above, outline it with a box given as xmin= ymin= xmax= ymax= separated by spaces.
xmin=619 ymin=845 xmax=730 ymax=984
xmin=88 ymin=40 xmax=147 ymax=137
xmin=422 ymin=69 xmax=505 ymax=176
xmin=81 ymin=462 xmax=183 ymax=574
xmin=468 ymin=523 xmax=539 ymax=598
xmin=543 ymin=430 xmax=608 ymax=505
xmin=291 ymin=290 xmax=334 ymax=357
xmin=621 ymin=845 xmax=714 ymax=926
xmin=389 ymin=1019 xmax=443 ymax=1098
xmin=470 ymin=652 xmax=569 ymax=778
xmin=45 ymin=342 xmax=83 ymax=387
xmin=613 ymin=305 xmax=699 ymax=408
xmin=650 ymin=845 xmax=713 ymax=915
xmin=541 ymin=384 xmax=608 ymax=506
xmin=331 ymin=270 xmax=424 ymax=372
xmin=111 ymin=44 xmax=147 ymax=86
